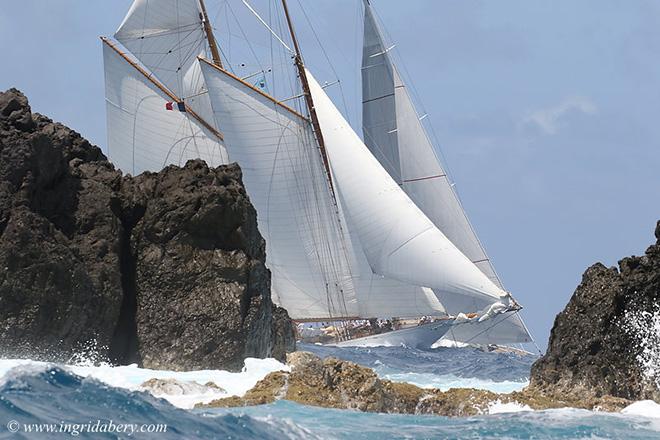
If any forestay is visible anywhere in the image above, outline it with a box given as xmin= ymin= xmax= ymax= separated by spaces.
xmin=103 ymin=41 xmax=226 ymax=175
xmin=307 ymin=69 xmax=506 ymax=305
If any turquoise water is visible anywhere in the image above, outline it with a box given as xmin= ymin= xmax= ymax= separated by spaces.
xmin=204 ymin=399 xmax=660 ymax=440
xmin=1 ymin=345 xmax=659 ymax=439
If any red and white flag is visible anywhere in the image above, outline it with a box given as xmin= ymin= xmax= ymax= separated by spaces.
xmin=165 ymin=101 xmax=186 ymax=112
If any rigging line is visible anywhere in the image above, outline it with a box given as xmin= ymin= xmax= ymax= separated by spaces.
xmin=455 ymin=311 xmax=517 ymax=345
xmin=295 ymin=0 xmax=352 ymax=125
xmin=241 ymin=0 xmax=294 ymax=53
xmin=362 ymin=92 xmax=394 ymax=104
xmin=516 ymin=311 xmax=543 ymax=355
xmin=226 ymin=1 xmax=267 ymax=78
xmin=402 ymin=174 xmax=447 ymax=183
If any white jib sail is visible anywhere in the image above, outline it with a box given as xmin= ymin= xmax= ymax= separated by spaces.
xmin=362 ymin=3 xmax=501 ymax=290
xmin=103 ymin=41 xmax=226 ymax=175
xmin=307 ymin=69 xmax=506 ymax=305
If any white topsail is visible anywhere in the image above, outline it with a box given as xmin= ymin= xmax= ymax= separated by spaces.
xmin=115 ymin=0 xmax=207 ymax=101
xmin=115 ymin=0 xmax=222 ymax=143
xmin=361 ymin=1 xmax=532 ymax=343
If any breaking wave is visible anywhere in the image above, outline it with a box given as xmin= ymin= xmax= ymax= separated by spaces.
xmin=0 ymin=344 xmax=658 ymax=439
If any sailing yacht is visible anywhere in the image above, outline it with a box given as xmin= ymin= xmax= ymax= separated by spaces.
xmin=101 ymin=0 xmax=531 ymax=349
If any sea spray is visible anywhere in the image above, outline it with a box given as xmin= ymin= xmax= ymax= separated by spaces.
xmin=622 ymin=306 xmax=660 ymax=388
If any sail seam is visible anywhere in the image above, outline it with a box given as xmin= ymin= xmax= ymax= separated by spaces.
xmin=402 ymin=174 xmax=447 ymax=183
xmin=362 ymin=92 xmax=394 ymax=104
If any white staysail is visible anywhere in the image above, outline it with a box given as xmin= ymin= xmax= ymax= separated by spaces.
xmin=198 ymin=60 xmax=359 ymax=320
xmin=199 ymin=59 xmax=447 ymax=320
xmin=361 ymin=2 xmax=532 ymax=343
xmin=102 ymin=41 xmax=226 ymax=175
xmin=307 ymin=69 xmax=507 ymax=305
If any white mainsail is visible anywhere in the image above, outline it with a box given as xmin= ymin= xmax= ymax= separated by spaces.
xmin=199 ymin=59 xmax=447 ymax=320
xmin=102 ymin=40 xmax=226 ymax=175
xmin=361 ymin=1 xmax=531 ymax=343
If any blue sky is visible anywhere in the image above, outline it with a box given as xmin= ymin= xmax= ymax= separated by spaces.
xmin=1 ymin=1 xmax=659 ymax=350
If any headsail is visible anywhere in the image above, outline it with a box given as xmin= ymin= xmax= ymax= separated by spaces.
xmin=308 ymin=69 xmax=507 ymax=305
xmin=200 ymin=59 xmax=448 ymax=320
xmin=361 ymin=1 xmax=532 ymax=343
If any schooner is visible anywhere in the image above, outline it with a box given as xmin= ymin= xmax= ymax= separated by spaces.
xmin=102 ymin=0 xmax=533 ymax=349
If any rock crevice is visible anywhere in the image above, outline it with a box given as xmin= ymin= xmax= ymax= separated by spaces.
xmin=0 ymin=88 xmax=294 ymax=371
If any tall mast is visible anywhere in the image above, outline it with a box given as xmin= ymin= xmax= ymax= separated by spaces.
xmin=199 ymin=0 xmax=223 ymax=68
xmin=280 ymin=0 xmax=334 ymax=191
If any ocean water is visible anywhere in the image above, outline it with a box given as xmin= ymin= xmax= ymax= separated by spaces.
xmin=1 ymin=345 xmax=659 ymax=439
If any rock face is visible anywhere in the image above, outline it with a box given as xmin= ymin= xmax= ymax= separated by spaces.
xmin=530 ymin=221 xmax=660 ymax=402
xmin=200 ymin=352 xmax=630 ymax=416
xmin=0 ymin=88 xmax=294 ymax=370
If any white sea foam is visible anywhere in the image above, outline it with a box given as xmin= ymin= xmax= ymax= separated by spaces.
xmin=0 ymin=357 xmax=289 ymax=409
xmin=621 ymin=306 xmax=660 ymax=388
xmin=487 ymin=400 xmax=532 ymax=414
xmin=380 ymin=371 xmax=528 ymax=393
xmin=621 ymin=400 xmax=660 ymax=418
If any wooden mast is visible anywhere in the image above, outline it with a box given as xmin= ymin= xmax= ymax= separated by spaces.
xmin=199 ymin=0 xmax=223 ymax=68
xmin=280 ymin=0 xmax=335 ymax=192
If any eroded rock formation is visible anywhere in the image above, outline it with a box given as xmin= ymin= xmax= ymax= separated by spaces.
xmin=530 ymin=221 xmax=660 ymax=402
xmin=0 ymin=88 xmax=294 ymax=371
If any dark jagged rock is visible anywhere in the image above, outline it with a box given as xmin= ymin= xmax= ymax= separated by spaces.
xmin=530 ymin=221 xmax=660 ymax=402
xmin=0 ymin=88 xmax=294 ymax=370
xmin=0 ymin=89 xmax=124 ymax=360
xmin=123 ymin=160 xmax=288 ymax=371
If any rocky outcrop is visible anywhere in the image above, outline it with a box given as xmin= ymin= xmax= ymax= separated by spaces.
xmin=199 ymin=352 xmax=630 ymax=416
xmin=0 ymin=88 xmax=294 ymax=370
xmin=530 ymin=221 xmax=660 ymax=402
xmin=0 ymin=89 xmax=123 ymax=360
xmin=140 ymin=378 xmax=225 ymax=396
